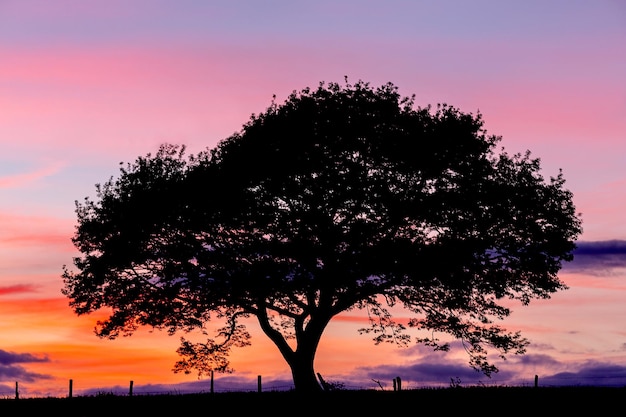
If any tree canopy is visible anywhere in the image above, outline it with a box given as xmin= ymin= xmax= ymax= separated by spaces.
xmin=62 ymin=80 xmax=582 ymax=392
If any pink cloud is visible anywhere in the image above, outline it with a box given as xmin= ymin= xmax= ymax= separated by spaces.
xmin=0 ymin=212 xmax=75 ymax=264
xmin=0 ymin=284 xmax=38 ymax=296
xmin=0 ymin=162 xmax=65 ymax=188
xmin=0 ymin=211 xmax=73 ymax=235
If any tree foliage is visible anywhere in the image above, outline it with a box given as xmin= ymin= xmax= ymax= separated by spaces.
xmin=62 ymin=80 xmax=582 ymax=392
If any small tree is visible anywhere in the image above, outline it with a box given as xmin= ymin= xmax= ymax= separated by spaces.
xmin=62 ymin=80 xmax=582 ymax=392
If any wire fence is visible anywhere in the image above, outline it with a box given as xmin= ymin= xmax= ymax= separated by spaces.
xmin=4 ymin=372 xmax=626 ymax=400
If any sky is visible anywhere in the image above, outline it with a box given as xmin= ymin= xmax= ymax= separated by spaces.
xmin=1 ymin=0 xmax=625 ymax=397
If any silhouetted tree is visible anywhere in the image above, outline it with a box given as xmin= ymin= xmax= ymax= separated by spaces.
xmin=62 ymin=80 xmax=582 ymax=393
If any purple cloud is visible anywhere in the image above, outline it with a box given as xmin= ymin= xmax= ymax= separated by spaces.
xmin=540 ymin=362 xmax=626 ymax=387
xmin=562 ymin=240 xmax=626 ymax=276
xmin=0 ymin=364 xmax=52 ymax=383
xmin=514 ymin=353 xmax=561 ymax=367
xmin=78 ymin=374 xmax=295 ymax=396
xmin=0 ymin=350 xmax=48 ymax=365
xmin=0 ymin=350 xmax=51 ymax=383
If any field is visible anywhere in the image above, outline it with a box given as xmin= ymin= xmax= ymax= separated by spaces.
xmin=0 ymin=387 xmax=626 ymax=417
xmin=1 ymin=386 xmax=623 ymax=416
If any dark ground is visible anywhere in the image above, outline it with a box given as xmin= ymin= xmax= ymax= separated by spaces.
xmin=1 ymin=386 xmax=624 ymax=416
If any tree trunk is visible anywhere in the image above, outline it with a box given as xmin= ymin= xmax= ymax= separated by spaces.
xmin=287 ymin=347 xmax=323 ymax=393
xmin=255 ymin=300 xmax=333 ymax=393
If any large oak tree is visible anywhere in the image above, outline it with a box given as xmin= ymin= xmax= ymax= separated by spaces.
xmin=62 ymin=80 xmax=582 ymax=392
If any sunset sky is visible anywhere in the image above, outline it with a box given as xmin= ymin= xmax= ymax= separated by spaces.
xmin=1 ymin=0 xmax=625 ymax=397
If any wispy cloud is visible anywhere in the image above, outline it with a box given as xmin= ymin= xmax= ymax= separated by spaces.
xmin=0 ymin=162 xmax=65 ymax=188
xmin=0 ymin=211 xmax=74 ymax=249
xmin=0 ymin=284 xmax=37 ymax=296
xmin=0 ymin=350 xmax=48 ymax=366
xmin=0 ymin=349 xmax=51 ymax=383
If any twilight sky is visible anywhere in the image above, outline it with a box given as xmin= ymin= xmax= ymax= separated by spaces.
xmin=1 ymin=0 xmax=625 ymax=397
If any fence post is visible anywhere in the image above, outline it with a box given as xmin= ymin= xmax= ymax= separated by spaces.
xmin=258 ymin=375 xmax=262 ymax=393
xmin=69 ymin=379 xmax=73 ymax=398
xmin=534 ymin=375 xmax=538 ymax=388
xmin=393 ymin=376 xmax=402 ymax=391
xmin=129 ymin=380 xmax=134 ymax=396
xmin=210 ymin=371 xmax=214 ymax=394
xmin=15 ymin=381 xmax=18 ymax=400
